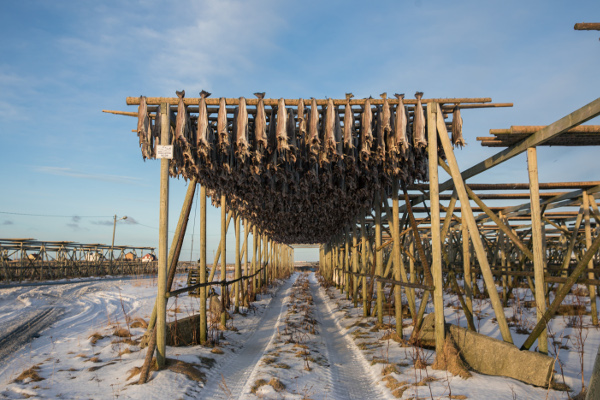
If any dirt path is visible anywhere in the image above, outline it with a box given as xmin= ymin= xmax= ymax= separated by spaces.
xmin=308 ymin=273 xmax=389 ymax=400
xmin=200 ymin=275 xmax=298 ymax=399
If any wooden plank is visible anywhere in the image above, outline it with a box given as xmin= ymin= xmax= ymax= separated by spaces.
xmin=527 ymin=147 xmax=548 ymax=354
xmin=584 ymin=192 xmax=599 ymax=325
xmin=441 ymin=97 xmax=600 ymax=193
xmin=126 ymin=96 xmax=492 ymax=107
xmin=427 ymin=103 xmax=445 ymax=354
xmin=436 ymin=103 xmax=513 ymax=344
xmin=375 ymin=192 xmax=384 ymax=324
xmin=199 ymin=185 xmax=207 ymax=344
xmin=522 ymin=232 xmax=600 ymax=350
xmin=392 ymin=180 xmax=403 ymax=335
xmin=156 ymin=103 xmax=170 ymax=368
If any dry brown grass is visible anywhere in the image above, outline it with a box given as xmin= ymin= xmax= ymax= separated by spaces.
xmin=262 ymin=357 xmax=277 ymax=365
xmin=130 ymin=318 xmax=148 ymax=329
xmin=381 ymin=363 xmax=399 ymax=376
xmin=118 ymin=348 xmax=132 ymax=357
xmin=251 ymin=378 xmax=268 ymax=394
xmin=88 ymin=356 xmax=102 ymax=363
xmin=113 ymin=327 xmax=131 ymax=338
xmin=380 ymin=331 xmax=404 ymax=343
xmin=268 ymin=377 xmax=285 ymax=391
xmin=432 ymin=336 xmax=472 ymax=379
xmin=211 ymin=347 xmax=224 ymax=354
xmin=165 ymin=358 xmax=205 ymax=383
xmin=88 ymin=332 xmax=105 ymax=344
xmin=13 ymin=365 xmax=44 ymax=383
xmin=274 ymin=363 xmax=291 ymax=369
xmin=126 ymin=366 xmax=144 ymax=381
xmin=112 ymin=338 xmax=139 ymax=346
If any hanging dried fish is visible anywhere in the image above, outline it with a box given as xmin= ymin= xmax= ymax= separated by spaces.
xmin=235 ymin=97 xmax=250 ymax=161
xmin=276 ymin=98 xmax=290 ymax=152
xmin=360 ymin=97 xmax=374 ymax=163
xmin=393 ymin=93 xmax=410 ymax=159
xmin=413 ymin=92 xmax=427 ymax=148
xmin=452 ymin=106 xmax=466 ymax=148
xmin=343 ymin=94 xmax=355 ymax=157
xmin=320 ymin=98 xmax=337 ymax=165
xmin=297 ymin=99 xmax=306 ymax=137
xmin=374 ymin=92 xmax=389 ymax=163
xmin=307 ymin=98 xmax=320 ymax=164
xmin=286 ymin=108 xmax=297 ymax=163
xmin=196 ymin=90 xmax=211 ymax=158
xmin=267 ymin=107 xmax=278 ymax=160
xmin=254 ymin=93 xmax=268 ymax=150
xmin=334 ymin=108 xmax=343 ymax=158
xmin=217 ymin=97 xmax=229 ymax=153
xmin=136 ymin=96 xmax=152 ymax=160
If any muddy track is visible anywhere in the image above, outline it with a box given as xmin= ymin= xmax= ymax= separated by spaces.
xmin=0 ymin=307 xmax=64 ymax=363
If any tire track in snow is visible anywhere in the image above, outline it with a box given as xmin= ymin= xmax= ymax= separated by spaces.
xmin=200 ymin=274 xmax=298 ymax=399
xmin=309 ymin=273 xmax=390 ymax=400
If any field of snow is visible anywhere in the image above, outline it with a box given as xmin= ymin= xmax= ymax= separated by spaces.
xmin=0 ymin=272 xmax=598 ymax=399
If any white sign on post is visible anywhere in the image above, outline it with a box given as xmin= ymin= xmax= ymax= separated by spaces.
xmin=156 ymin=145 xmax=173 ymax=159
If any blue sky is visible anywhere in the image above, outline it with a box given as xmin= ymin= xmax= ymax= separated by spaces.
xmin=0 ymin=0 xmax=599 ymax=262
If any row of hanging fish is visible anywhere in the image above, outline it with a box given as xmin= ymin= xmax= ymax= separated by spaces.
xmin=135 ymin=91 xmax=465 ymax=243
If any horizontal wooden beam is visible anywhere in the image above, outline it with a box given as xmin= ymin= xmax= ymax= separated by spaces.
xmin=451 ymin=97 xmax=600 ymax=189
xmin=126 ymin=96 xmax=492 ymax=107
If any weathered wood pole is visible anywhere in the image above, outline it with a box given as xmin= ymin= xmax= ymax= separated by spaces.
xmin=392 ymin=180 xmax=403 ymax=335
xmin=345 ymin=227 xmax=351 ymax=299
xmin=584 ymin=191 xmax=599 ymax=325
xmin=352 ymin=223 xmax=359 ymax=307
xmin=252 ymin=225 xmax=258 ymax=294
xmin=375 ymin=191 xmax=384 ymax=325
xmin=234 ymin=214 xmax=241 ymax=313
xmin=146 ymin=177 xmax=197 ymax=332
xmin=427 ymin=103 xmax=445 ymax=354
xmin=462 ymin=203 xmax=473 ymax=324
xmin=220 ymin=194 xmax=227 ymax=327
xmin=243 ymin=219 xmax=249 ymax=301
xmin=523 ymin=231 xmax=600 ymax=350
xmin=435 ymin=103 xmax=513 ymax=344
xmin=527 ymin=147 xmax=548 ymax=353
xmin=199 ymin=184 xmax=207 ymax=344
xmin=361 ymin=212 xmax=370 ymax=316
xmin=156 ymin=102 xmax=170 ymax=368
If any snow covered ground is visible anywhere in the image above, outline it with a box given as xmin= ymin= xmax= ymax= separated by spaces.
xmin=0 ymin=272 xmax=598 ymax=399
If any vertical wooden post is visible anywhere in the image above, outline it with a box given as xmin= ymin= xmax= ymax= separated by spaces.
xmin=199 ymin=184 xmax=207 ymax=344
xmin=427 ymin=102 xmax=445 ymax=354
xmin=220 ymin=195 xmax=227 ymax=327
xmin=345 ymin=227 xmax=351 ymax=299
xmin=584 ymin=191 xmax=599 ymax=325
xmin=234 ymin=214 xmax=241 ymax=313
xmin=252 ymin=225 xmax=258 ymax=294
xmin=462 ymin=203 xmax=473 ymax=325
xmin=243 ymin=219 xmax=249 ymax=302
xmin=435 ymin=104 xmax=513 ymax=344
xmin=146 ymin=177 xmax=197 ymax=333
xmin=156 ymin=102 xmax=170 ymax=368
xmin=392 ymin=180 xmax=403 ymax=335
xmin=527 ymin=147 xmax=548 ymax=353
xmin=361 ymin=212 xmax=369 ymax=316
xmin=375 ymin=191 xmax=384 ymax=324
xmin=352 ymin=223 xmax=359 ymax=307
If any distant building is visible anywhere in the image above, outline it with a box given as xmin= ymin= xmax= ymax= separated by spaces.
xmin=124 ymin=252 xmax=137 ymax=261
xmin=141 ymin=253 xmax=156 ymax=262
xmin=85 ymin=252 xmax=105 ymax=262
